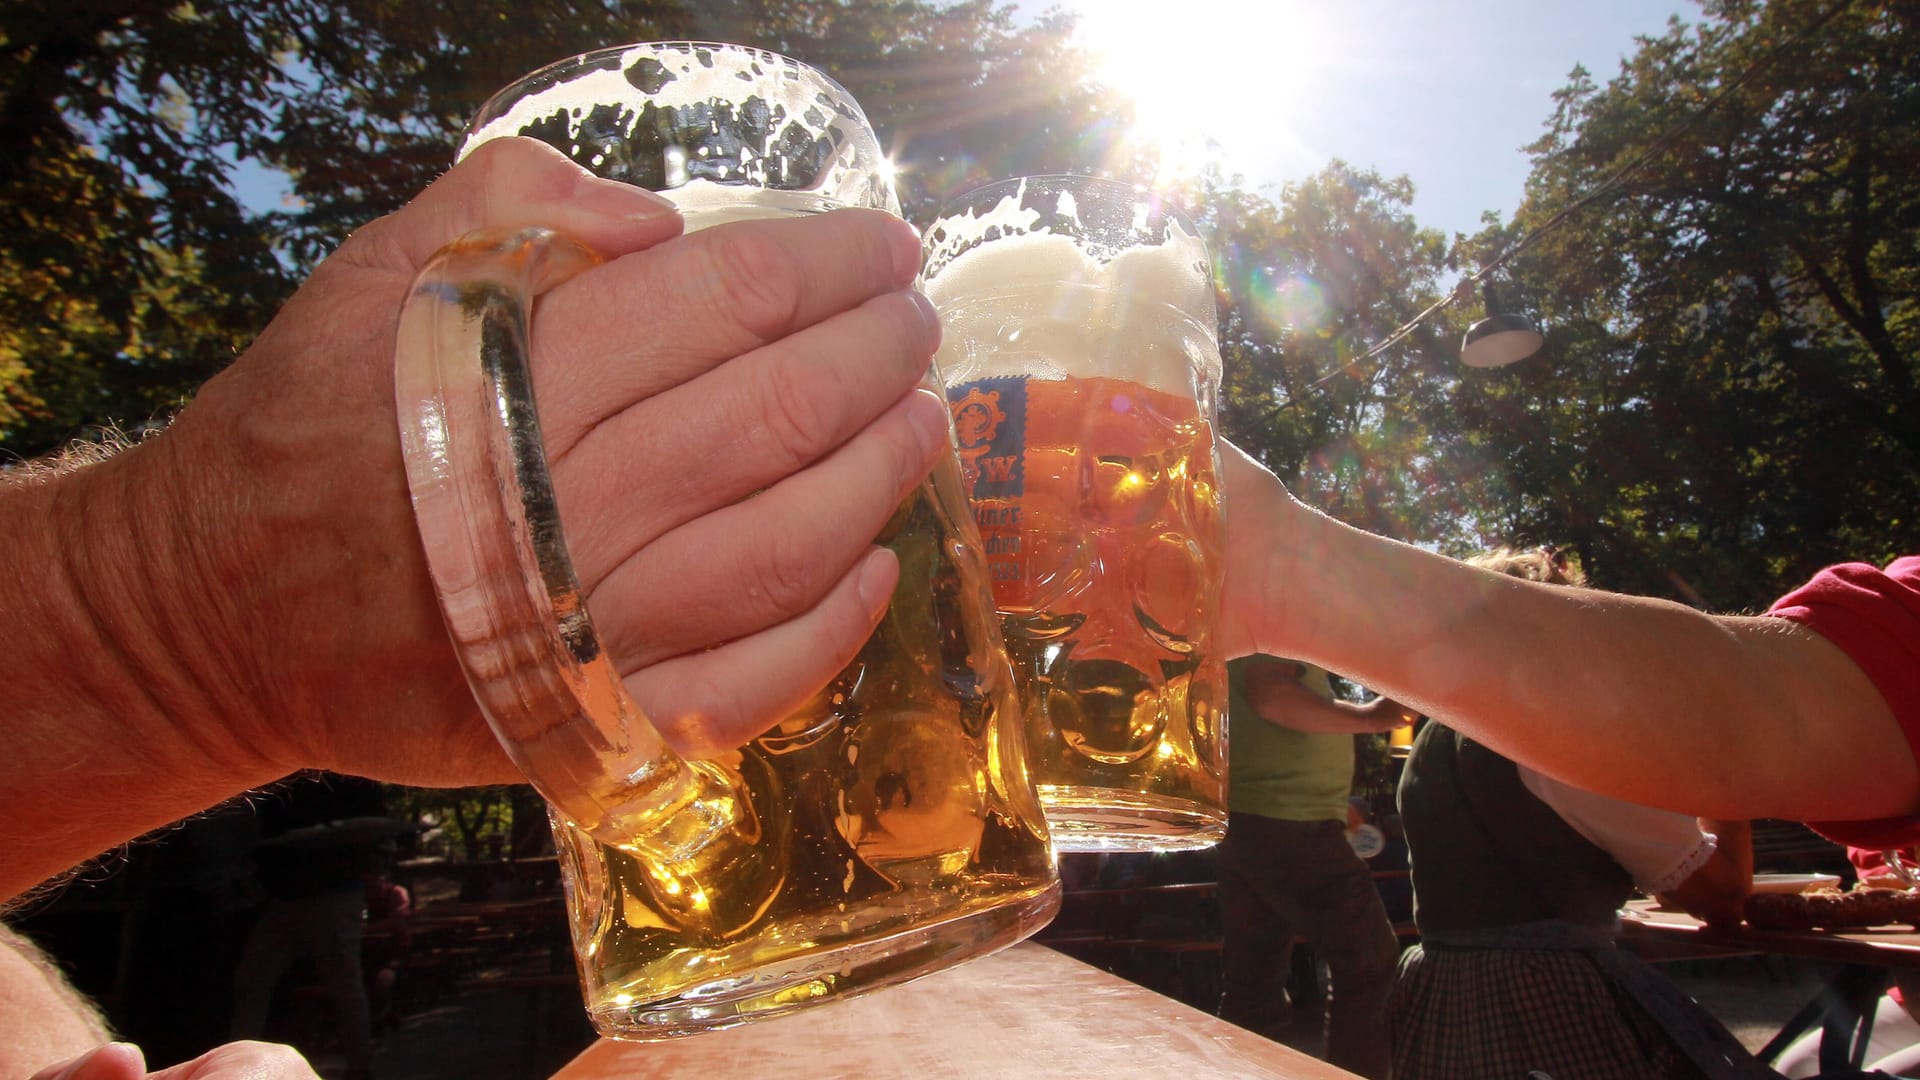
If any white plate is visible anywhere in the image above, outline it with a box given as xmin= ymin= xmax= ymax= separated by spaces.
xmin=1750 ymin=872 xmax=1841 ymax=894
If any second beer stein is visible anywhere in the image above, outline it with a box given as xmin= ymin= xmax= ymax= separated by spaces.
xmin=922 ymin=175 xmax=1230 ymax=852
xmin=392 ymin=42 xmax=1058 ymax=1039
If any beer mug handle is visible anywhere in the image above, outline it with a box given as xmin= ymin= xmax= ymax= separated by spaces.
xmin=394 ymin=226 xmax=751 ymax=855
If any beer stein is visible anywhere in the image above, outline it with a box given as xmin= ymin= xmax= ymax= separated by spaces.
xmin=922 ymin=175 xmax=1229 ymax=852
xmin=392 ymin=42 xmax=1057 ymax=1039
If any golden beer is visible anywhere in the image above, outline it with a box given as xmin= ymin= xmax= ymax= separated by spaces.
xmin=955 ymin=374 xmax=1224 ymax=832
xmin=553 ymin=471 xmax=1055 ymax=1033
xmin=926 ymin=177 xmax=1230 ymax=851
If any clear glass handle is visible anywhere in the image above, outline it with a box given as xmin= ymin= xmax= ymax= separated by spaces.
xmin=393 ymin=225 xmax=758 ymax=867
xmin=1886 ymin=849 xmax=1918 ymax=890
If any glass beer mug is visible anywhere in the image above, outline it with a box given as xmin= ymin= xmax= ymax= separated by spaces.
xmin=922 ymin=175 xmax=1229 ymax=852
xmin=392 ymin=42 xmax=1058 ymax=1039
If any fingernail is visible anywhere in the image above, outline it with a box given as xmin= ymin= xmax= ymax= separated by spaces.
xmin=573 ymin=175 xmax=678 ymax=219
xmin=906 ymin=288 xmax=940 ymax=335
xmin=889 ymin=218 xmax=925 ymax=283
xmin=904 ymin=388 xmax=952 ymax=458
xmin=855 ymin=548 xmax=901 ymax=613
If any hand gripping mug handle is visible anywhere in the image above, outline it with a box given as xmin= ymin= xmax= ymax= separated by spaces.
xmin=393 ymin=226 xmax=758 ymax=863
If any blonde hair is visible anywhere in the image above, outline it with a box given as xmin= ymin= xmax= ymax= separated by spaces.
xmin=1467 ymin=545 xmax=1585 ymax=587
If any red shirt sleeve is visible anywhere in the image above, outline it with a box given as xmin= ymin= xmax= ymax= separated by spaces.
xmin=1768 ymin=557 xmax=1920 ymax=849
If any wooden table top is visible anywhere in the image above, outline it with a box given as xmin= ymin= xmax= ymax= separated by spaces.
xmin=551 ymin=941 xmax=1357 ymax=1079
xmin=1621 ymin=898 xmax=1920 ymax=970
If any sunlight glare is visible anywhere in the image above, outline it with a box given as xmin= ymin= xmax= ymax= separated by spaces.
xmin=1067 ymin=0 xmax=1339 ymax=183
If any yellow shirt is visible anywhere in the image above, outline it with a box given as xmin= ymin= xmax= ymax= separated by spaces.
xmin=1225 ymin=655 xmax=1354 ymax=822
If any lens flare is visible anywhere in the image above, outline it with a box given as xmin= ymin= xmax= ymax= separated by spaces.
xmin=1240 ymin=265 xmax=1331 ymax=339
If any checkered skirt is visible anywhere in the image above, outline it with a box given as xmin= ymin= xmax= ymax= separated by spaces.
xmin=1388 ymin=942 xmax=1709 ymax=1080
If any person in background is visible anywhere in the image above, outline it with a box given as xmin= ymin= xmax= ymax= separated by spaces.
xmin=360 ymin=849 xmax=412 ymax=1037
xmin=228 ymin=777 xmax=393 ymax=1080
xmin=1368 ymin=811 xmax=1414 ymax=928
xmin=1215 ymin=654 xmax=1415 ymax=1079
xmin=1389 ymin=547 xmax=1761 ymax=1080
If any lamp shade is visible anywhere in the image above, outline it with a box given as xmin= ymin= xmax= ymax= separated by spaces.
xmin=1460 ymin=313 xmax=1544 ymax=368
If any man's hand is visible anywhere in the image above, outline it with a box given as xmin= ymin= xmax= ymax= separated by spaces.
xmin=2 ymin=137 xmax=946 ymax=899
xmin=140 ymin=137 xmax=941 ymax=782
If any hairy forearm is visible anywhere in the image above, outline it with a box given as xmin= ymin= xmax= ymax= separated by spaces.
xmin=0 ymin=442 xmax=284 ymax=904
xmin=1257 ymin=502 xmax=1913 ymax=823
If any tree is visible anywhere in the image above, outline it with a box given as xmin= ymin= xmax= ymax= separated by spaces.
xmin=1182 ymin=161 xmax=1454 ymax=542
xmin=1 ymin=2 xmax=300 ymax=452
xmin=1413 ymin=0 xmax=1920 ymax=605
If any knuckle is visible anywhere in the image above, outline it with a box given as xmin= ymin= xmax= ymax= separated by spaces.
xmin=878 ymin=415 xmax=930 ymax=494
xmin=469 ymin=135 xmax=573 ymax=194
xmin=700 ymin=226 xmax=804 ymax=342
xmin=818 ymin=575 xmax=880 ymax=662
xmin=871 ymin=292 xmax=927 ymax=366
xmin=751 ymin=358 xmax=839 ymax=468
xmin=747 ymin=530 xmax=825 ymax=616
xmin=332 ymin=212 xmax=412 ymax=273
xmin=464 ymin=134 xmax=516 ymax=176
xmin=460 ymin=138 xmax=534 ymax=215
xmin=849 ymin=294 xmax=936 ymax=398
xmin=857 ymin=400 xmax=929 ymax=501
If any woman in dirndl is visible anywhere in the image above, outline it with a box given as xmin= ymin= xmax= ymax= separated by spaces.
xmin=1389 ymin=548 xmax=1766 ymax=1080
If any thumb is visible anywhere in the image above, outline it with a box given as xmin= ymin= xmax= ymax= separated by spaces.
xmin=341 ymin=135 xmax=683 ymax=271
xmin=28 ymin=1042 xmax=146 ymax=1080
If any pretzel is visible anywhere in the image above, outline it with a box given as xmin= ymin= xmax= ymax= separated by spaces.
xmin=1743 ymin=886 xmax=1920 ymax=931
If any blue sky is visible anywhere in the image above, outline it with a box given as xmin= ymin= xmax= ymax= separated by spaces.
xmin=1021 ymin=0 xmax=1695 ymax=238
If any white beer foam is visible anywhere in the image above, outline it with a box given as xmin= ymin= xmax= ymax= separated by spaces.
xmin=465 ymin=44 xmax=823 ymax=153
xmin=926 ymin=225 xmax=1220 ymax=392
xmin=666 ymin=180 xmax=838 ymax=224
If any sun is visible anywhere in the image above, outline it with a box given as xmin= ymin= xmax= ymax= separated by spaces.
xmin=1065 ymin=0 xmax=1339 ymax=184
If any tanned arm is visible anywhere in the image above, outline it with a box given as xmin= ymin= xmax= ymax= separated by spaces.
xmin=1222 ymin=444 xmax=1913 ymax=825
